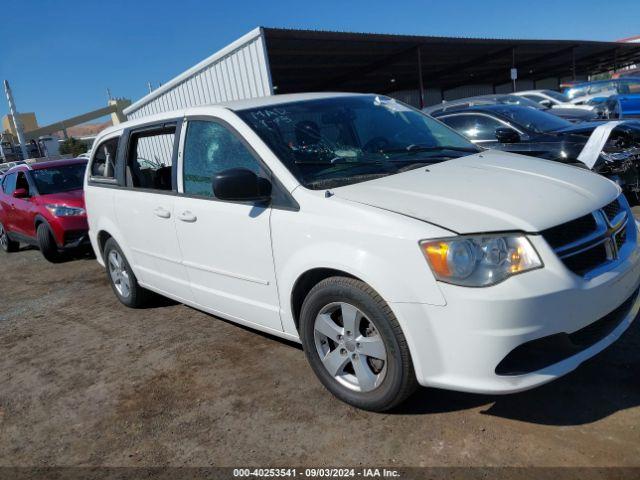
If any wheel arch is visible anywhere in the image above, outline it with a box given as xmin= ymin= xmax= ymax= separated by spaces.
xmin=96 ymin=230 xmax=113 ymax=261
xmin=33 ymin=214 xmax=48 ymax=229
xmin=290 ymin=267 xmax=360 ymax=332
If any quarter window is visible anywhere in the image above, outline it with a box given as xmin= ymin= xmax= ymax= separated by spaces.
xmin=126 ymin=126 xmax=176 ymax=191
xmin=2 ymin=172 xmax=17 ymax=195
xmin=91 ymin=137 xmax=119 ymax=179
xmin=183 ymin=120 xmax=262 ymax=198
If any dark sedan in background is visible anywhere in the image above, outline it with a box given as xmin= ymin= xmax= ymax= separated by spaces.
xmin=424 ymin=94 xmax=598 ymax=123
xmin=430 ymin=104 xmax=640 ymax=203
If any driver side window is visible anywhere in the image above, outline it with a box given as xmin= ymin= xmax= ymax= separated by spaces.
xmin=183 ymin=120 xmax=263 ymax=198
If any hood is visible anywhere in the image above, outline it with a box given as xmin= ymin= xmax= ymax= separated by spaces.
xmin=37 ymin=189 xmax=85 ymax=208
xmin=549 ymin=107 xmax=597 ymax=122
xmin=550 ymin=121 xmax=606 ymax=135
xmin=333 ymin=150 xmax=619 ymax=234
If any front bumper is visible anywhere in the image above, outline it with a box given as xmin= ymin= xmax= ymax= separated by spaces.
xmin=50 ymin=216 xmax=89 ymax=249
xmin=391 ymin=234 xmax=640 ymax=394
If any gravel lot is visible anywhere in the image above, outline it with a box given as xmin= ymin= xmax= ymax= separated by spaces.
xmin=1 ymin=235 xmax=640 ymax=468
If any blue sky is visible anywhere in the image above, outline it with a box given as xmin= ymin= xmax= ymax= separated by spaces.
xmin=2 ymin=0 xmax=639 ymax=125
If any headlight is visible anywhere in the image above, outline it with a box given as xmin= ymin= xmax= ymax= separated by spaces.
xmin=45 ymin=204 xmax=86 ymax=217
xmin=420 ymin=234 xmax=543 ymax=287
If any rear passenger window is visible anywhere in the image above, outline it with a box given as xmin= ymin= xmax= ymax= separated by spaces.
xmin=126 ymin=125 xmax=176 ymax=191
xmin=91 ymin=137 xmax=119 ymax=180
xmin=183 ymin=120 xmax=262 ymax=198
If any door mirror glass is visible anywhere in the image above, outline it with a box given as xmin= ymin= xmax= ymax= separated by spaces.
xmin=12 ymin=187 xmax=29 ymax=198
xmin=495 ymin=127 xmax=520 ymax=143
xmin=213 ymin=168 xmax=271 ymax=203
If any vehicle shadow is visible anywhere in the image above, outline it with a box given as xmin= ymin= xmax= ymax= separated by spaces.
xmin=154 ymin=300 xmax=639 ymax=426
xmin=396 ymin=317 xmax=640 ymax=426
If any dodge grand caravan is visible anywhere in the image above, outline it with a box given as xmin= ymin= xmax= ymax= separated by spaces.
xmin=84 ymin=93 xmax=640 ymax=411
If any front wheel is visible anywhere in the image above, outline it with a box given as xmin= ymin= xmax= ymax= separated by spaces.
xmin=0 ymin=222 xmax=19 ymax=253
xmin=36 ymin=223 xmax=63 ymax=262
xmin=300 ymin=277 xmax=417 ymax=411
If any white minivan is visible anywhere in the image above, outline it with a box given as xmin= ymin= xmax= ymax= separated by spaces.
xmin=85 ymin=93 xmax=640 ymax=411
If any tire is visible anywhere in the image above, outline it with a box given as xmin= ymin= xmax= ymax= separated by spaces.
xmin=36 ymin=223 xmax=63 ymax=262
xmin=103 ymin=238 xmax=151 ymax=308
xmin=300 ymin=276 xmax=417 ymax=411
xmin=0 ymin=222 xmax=19 ymax=253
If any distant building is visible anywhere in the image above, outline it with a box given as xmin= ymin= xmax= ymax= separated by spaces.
xmin=2 ymin=112 xmax=38 ymax=137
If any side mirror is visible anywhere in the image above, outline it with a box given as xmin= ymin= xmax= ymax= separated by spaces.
xmin=539 ymin=99 xmax=553 ymax=108
xmin=495 ymin=127 xmax=520 ymax=144
xmin=13 ymin=188 xmax=29 ymax=199
xmin=213 ymin=168 xmax=272 ymax=203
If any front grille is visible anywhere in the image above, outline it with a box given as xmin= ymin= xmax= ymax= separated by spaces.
xmin=562 ymin=243 xmax=609 ymax=276
xmin=603 ymin=199 xmax=622 ymax=223
xmin=541 ymin=214 xmax=597 ymax=249
xmin=542 ymin=196 xmax=630 ymax=277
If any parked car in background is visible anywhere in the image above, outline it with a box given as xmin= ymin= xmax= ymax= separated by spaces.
xmin=600 ymin=94 xmax=640 ymax=120
xmin=431 ymin=104 xmax=640 ymax=202
xmin=424 ymin=94 xmax=597 ymax=123
xmin=85 ymin=93 xmax=640 ymax=411
xmin=514 ymin=89 xmax=595 ymax=111
xmin=0 ymin=158 xmax=89 ymax=262
xmin=564 ymin=79 xmax=640 ymax=105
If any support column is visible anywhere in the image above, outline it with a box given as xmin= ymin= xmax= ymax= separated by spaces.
xmin=417 ymin=47 xmax=425 ymax=109
xmin=3 ymin=80 xmax=28 ymax=161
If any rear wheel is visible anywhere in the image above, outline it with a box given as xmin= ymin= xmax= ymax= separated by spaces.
xmin=36 ymin=223 xmax=63 ymax=263
xmin=300 ymin=276 xmax=417 ymax=411
xmin=0 ymin=222 xmax=19 ymax=253
xmin=103 ymin=238 xmax=151 ymax=308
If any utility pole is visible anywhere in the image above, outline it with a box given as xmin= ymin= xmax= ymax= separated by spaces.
xmin=3 ymin=80 xmax=28 ymax=161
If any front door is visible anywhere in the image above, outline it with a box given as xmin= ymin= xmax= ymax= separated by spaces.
xmin=9 ymin=171 xmax=37 ymax=237
xmin=173 ymin=118 xmax=282 ymax=331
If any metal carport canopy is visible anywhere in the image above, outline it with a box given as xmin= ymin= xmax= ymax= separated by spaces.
xmin=262 ymin=27 xmax=640 ymax=97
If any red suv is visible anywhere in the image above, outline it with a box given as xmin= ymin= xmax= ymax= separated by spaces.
xmin=0 ymin=158 xmax=89 ymax=262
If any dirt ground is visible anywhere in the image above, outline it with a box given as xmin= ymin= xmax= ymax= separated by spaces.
xmin=1 ymin=240 xmax=639 ymax=468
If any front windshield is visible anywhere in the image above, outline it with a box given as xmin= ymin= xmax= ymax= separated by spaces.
xmin=543 ymin=90 xmax=569 ymax=102
xmin=237 ymin=95 xmax=479 ymax=189
xmin=491 ymin=106 xmax=572 ymax=133
xmin=31 ymin=163 xmax=86 ymax=195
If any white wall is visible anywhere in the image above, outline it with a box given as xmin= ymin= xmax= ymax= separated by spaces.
xmin=125 ymin=28 xmax=273 ymax=120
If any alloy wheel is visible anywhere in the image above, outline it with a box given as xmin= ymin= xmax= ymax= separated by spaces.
xmin=108 ymin=250 xmax=131 ymax=298
xmin=313 ymin=302 xmax=387 ymax=392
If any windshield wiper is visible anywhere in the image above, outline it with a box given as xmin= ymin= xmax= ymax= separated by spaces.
xmin=295 ymin=157 xmax=383 ymax=165
xmin=379 ymin=145 xmax=479 ymax=154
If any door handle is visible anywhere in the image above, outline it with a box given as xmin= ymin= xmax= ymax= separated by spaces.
xmin=153 ymin=207 xmax=171 ymax=219
xmin=178 ymin=211 xmax=197 ymax=223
